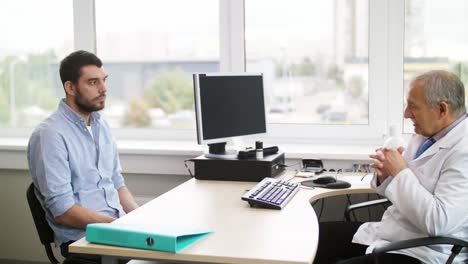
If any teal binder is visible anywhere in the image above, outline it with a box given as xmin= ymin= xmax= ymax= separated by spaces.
xmin=86 ymin=223 xmax=213 ymax=253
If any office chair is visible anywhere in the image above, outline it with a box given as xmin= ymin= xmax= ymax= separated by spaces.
xmin=345 ymin=198 xmax=468 ymax=264
xmin=27 ymin=182 xmax=60 ymax=264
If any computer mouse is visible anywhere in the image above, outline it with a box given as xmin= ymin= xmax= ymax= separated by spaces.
xmin=313 ymin=176 xmax=337 ymax=185
xmin=301 ymin=176 xmax=351 ymax=189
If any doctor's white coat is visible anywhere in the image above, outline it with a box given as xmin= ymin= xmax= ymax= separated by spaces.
xmin=353 ymin=119 xmax=468 ymax=264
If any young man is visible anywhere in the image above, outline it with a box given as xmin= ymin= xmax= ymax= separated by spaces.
xmin=28 ymin=50 xmax=139 ymax=263
xmin=315 ymin=70 xmax=468 ymax=264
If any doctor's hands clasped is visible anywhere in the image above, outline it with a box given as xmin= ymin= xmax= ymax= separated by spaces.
xmin=370 ymin=147 xmax=407 ymax=183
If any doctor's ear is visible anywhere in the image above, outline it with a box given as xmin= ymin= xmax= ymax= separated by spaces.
xmin=438 ymin=101 xmax=449 ymax=117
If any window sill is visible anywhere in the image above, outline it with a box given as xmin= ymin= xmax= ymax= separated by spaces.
xmin=0 ymin=138 xmax=376 ymax=175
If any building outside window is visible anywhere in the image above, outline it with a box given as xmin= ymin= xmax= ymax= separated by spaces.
xmin=403 ymin=0 xmax=468 ymax=132
xmin=95 ymin=0 xmax=219 ymax=129
xmin=245 ymin=0 xmax=369 ymax=125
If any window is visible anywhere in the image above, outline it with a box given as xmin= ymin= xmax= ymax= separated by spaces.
xmin=245 ymin=0 xmax=369 ymax=125
xmin=0 ymin=0 xmax=73 ymax=128
xmin=9 ymin=0 xmax=467 ymax=144
xmin=403 ymin=0 xmax=468 ymax=132
xmin=95 ymin=0 xmax=219 ymax=129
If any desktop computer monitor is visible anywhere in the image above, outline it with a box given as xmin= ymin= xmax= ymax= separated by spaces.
xmin=193 ymin=73 xmax=267 ymax=157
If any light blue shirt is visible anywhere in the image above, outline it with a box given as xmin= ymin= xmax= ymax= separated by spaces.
xmin=27 ymin=100 xmax=126 ymax=245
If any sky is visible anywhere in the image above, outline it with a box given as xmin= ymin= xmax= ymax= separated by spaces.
xmin=0 ymin=0 xmax=73 ymax=58
xmin=1 ymin=0 xmax=468 ymax=61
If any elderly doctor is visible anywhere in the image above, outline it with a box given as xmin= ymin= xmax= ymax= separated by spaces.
xmin=314 ymin=70 xmax=468 ymax=264
xmin=365 ymin=70 xmax=468 ymax=263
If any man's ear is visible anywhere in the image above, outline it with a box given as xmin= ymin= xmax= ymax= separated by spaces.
xmin=64 ymin=81 xmax=76 ymax=97
xmin=439 ymin=101 xmax=449 ymax=119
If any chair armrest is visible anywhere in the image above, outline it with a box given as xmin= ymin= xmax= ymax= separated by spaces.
xmin=373 ymin=236 xmax=468 ymax=254
xmin=373 ymin=237 xmax=468 ymax=264
xmin=345 ymin=198 xmax=391 ymax=221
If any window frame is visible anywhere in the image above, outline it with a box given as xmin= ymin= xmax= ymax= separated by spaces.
xmin=240 ymin=0 xmax=389 ymax=143
xmin=239 ymin=0 xmax=406 ymax=144
xmin=1 ymin=0 xmax=408 ymax=145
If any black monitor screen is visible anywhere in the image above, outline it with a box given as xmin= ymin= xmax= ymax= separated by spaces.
xmin=194 ymin=74 xmax=266 ymax=143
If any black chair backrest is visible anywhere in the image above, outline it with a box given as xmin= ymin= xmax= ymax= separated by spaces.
xmin=26 ymin=182 xmax=60 ymax=264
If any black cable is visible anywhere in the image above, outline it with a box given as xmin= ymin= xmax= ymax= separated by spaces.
xmin=346 ymin=194 xmax=357 ymax=221
xmin=318 ymin=199 xmax=325 ymax=220
xmin=279 ymin=161 xmax=301 ymax=168
xmin=367 ymin=193 xmax=372 ymax=221
xmin=346 ymin=194 xmax=352 ymax=206
xmin=184 ymin=159 xmax=194 ymax=178
xmin=344 ymin=195 xmax=351 ymax=221
xmin=349 ymin=195 xmax=357 ymax=221
xmin=312 ymin=199 xmax=320 ymax=207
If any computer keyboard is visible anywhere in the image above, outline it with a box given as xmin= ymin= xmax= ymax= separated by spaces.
xmin=241 ymin=177 xmax=299 ymax=210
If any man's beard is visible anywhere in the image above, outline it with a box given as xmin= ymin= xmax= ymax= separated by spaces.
xmin=75 ymin=89 xmax=105 ymax=114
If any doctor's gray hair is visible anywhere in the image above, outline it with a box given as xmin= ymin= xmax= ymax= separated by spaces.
xmin=412 ymin=70 xmax=466 ymax=117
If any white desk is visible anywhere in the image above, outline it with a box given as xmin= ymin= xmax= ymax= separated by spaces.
xmin=70 ymin=174 xmax=373 ymax=264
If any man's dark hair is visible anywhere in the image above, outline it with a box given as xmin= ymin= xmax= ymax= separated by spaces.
xmin=59 ymin=50 xmax=102 ymax=86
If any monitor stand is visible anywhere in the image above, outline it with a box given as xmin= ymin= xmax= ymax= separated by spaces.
xmin=204 ymin=142 xmax=238 ymax=160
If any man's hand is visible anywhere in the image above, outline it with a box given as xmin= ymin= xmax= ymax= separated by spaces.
xmin=370 ymin=147 xmax=406 ymax=184
xmin=118 ymin=186 xmax=139 ymax=213
xmin=55 ymin=205 xmax=116 ymax=229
